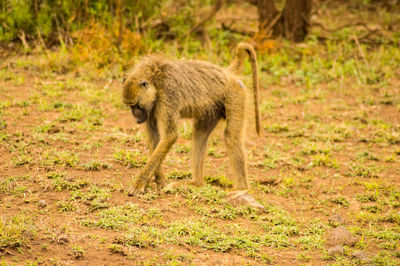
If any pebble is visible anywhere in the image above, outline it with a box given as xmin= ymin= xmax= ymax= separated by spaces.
xmin=38 ymin=199 xmax=47 ymax=208
xmin=226 ymin=190 xmax=265 ymax=211
xmin=351 ymin=251 xmax=368 ymax=261
xmin=328 ymin=245 xmax=345 ymax=257
xmin=327 ymin=226 xmax=359 ymax=247
xmin=162 ymin=182 xmax=182 ymax=194
xmin=328 ymin=214 xmax=345 ymax=227
xmin=58 ymin=235 xmax=69 ymax=244
xmin=258 ymin=177 xmax=281 ymax=186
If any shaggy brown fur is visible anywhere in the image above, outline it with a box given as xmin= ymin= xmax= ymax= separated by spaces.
xmin=122 ymin=42 xmax=260 ymax=196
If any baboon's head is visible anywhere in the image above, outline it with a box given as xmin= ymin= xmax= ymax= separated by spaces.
xmin=122 ymin=62 xmax=157 ymax=124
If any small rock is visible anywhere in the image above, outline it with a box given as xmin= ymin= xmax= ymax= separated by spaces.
xmin=57 ymin=235 xmax=69 ymax=244
xmin=327 ymin=226 xmax=359 ymax=247
xmin=258 ymin=177 xmax=281 ymax=186
xmin=47 ymin=126 xmax=61 ymax=134
xmin=328 ymin=214 xmax=345 ymax=227
xmin=226 ymin=190 xmax=265 ymax=211
xmin=328 ymin=245 xmax=345 ymax=257
xmin=38 ymin=200 xmax=47 ymax=208
xmin=351 ymin=251 xmax=368 ymax=261
xmin=162 ymin=182 xmax=183 ymax=194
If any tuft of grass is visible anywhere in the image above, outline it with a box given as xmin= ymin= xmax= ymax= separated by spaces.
xmin=11 ymin=154 xmax=32 ymax=166
xmin=71 ymin=186 xmax=111 ymax=211
xmin=264 ymin=124 xmax=289 ymax=133
xmin=81 ymin=160 xmax=111 ymax=171
xmin=70 ymin=245 xmax=85 ymax=259
xmin=175 ymin=143 xmax=191 ymax=154
xmin=56 ymin=200 xmax=77 ymax=212
xmin=356 ymin=192 xmax=378 ymax=203
xmin=82 ymin=203 xmax=162 ymax=230
xmin=0 ymin=215 xmax=37 ymax=251
xmin=331 ymin=196 xmax=350 ymax=207
xmin=47 ymin=172 xmax=88 ymax=191
xmin=43 ymin=150 xmax=80 ymax=167
xmin=114 ymin=226 xmax=162 ymax=248
xmin=167 ymin=220 xmax=262 ymax=253
xmin=167 ymin=171 xmax=192 ymax=180
xmin=113 ymin=149 xmax=146 ymax=168
xmin=311 ymin=154 xmax=339 ymax=168
xmin=346 ymin=164 xmax=379 ymax=178
xmin=205 ymin=175 xmax=233 ymax=188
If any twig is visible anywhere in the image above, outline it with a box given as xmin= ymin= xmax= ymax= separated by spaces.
xmin=174 ymin=236 xmax=197 ymax=253
xmin=18 ymin=30 xmax=29 ymax=50
xmin=312 ymin=21 xmax=369 ymax=32
xmin=53 ymin=14 xmax=64 ymax=47
xmin=353 ymin=34 xmax=369 ymax=67
xmin=39 ymin=82 xmax=58 ymax=85
xmin=357 ymin=29 xmax=380 ymax=42
xmin=116 ymin=0 xmax=123 ymax=51
xmin=278 ymin=161 xmax=306 ymax=172
xmin=104 ymin=79 xmax=113 ymax=90
xmin=36 ymin=27 xmax=46 ymax=49
xmin=221 ymin=22 xmax=255 ymax=36
xmin=263 ymin=12 xmax=282 ymax=36
xmin=217 ymin=16 xmax=257 ymax=22
xmin=135 ymin=15 xmax=141 ymax=33
xmin=313 ymin=19 xmax=393 ymax=44
xmin=189 ymin=0 xmax=225 ymax=34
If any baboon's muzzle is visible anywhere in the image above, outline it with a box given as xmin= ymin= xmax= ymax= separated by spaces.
xmin=130 ymin=104 xmax=148 ymax=124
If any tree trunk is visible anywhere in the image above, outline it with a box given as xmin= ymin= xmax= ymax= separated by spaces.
xmin=256 ymin=0 xmax=282 ymax=37
xmin=256 ymin=0 xmax=312 ymax=42
xmin=281 ymin=0 xmax=312 ymax=42
xmin=190 ymin=0 xmax=312 ymax=42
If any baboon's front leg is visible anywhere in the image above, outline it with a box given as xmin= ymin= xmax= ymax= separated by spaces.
xmin=128 ymin=116 xmax=178 ymax=196
xmin=190 ymin=117 xmax=220 ymax=186
xmin=145 ymin=117 xmax=166 ymax=191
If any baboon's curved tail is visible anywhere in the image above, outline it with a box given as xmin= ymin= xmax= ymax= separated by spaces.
xmin=229 ymin=42 xmax=261 ymax=136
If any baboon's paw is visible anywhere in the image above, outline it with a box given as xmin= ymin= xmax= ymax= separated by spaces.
xmin=127 ymin=180 xmax=147 ymax=196
xmin=127 ymin=186 xmax=145 ymax=196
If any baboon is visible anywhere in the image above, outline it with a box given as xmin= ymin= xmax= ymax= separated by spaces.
xmin=122 ymin=42 xmax=260 ymax=196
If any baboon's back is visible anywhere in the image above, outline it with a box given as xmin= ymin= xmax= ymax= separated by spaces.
xmin=160 ymin=60 xmax=236 ymax=118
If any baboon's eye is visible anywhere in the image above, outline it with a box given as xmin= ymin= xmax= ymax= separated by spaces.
xmin=122 ymin=76 xmax=127 ymax=84
xmin=139 ymin=80 xmax=149 ymax=88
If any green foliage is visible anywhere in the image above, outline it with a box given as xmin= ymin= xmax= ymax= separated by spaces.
xmin=114 ymin=226 xmax=162 ymax=248
xmin=71 ymin=186 xmax=111 ymax=211
xmin=0 ymin=0 xmax=162 ymax=42
xmin=205 ymin=175 xmax=233 ymax=188
xmin=0 ymin=215 xmax=37 ymax=250
xmin=56 ymin=199 xmax=76 ymax=212
xmin=113 ymin=148 xmax=146 ymax=168
xmin=47 ymin=172 xmax=89 ymax=191
xmin=82 ymin=203 xmax=162 ymax=230
xmin=70 ymin=245 xmax=85 ymax=259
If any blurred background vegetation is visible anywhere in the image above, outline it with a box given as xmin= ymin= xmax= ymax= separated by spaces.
xmin=0 ymin=0 xmax=399 ymax=82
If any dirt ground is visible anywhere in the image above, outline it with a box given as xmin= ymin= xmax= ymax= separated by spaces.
xmin=1 ymin=34 xmax=400 ymax=265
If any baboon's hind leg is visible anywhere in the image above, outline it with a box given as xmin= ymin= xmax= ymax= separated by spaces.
xmin=190 ymin=116 xmax=220 ymax=186
xmin=224 ymin=89 xmax=249 ymax=190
